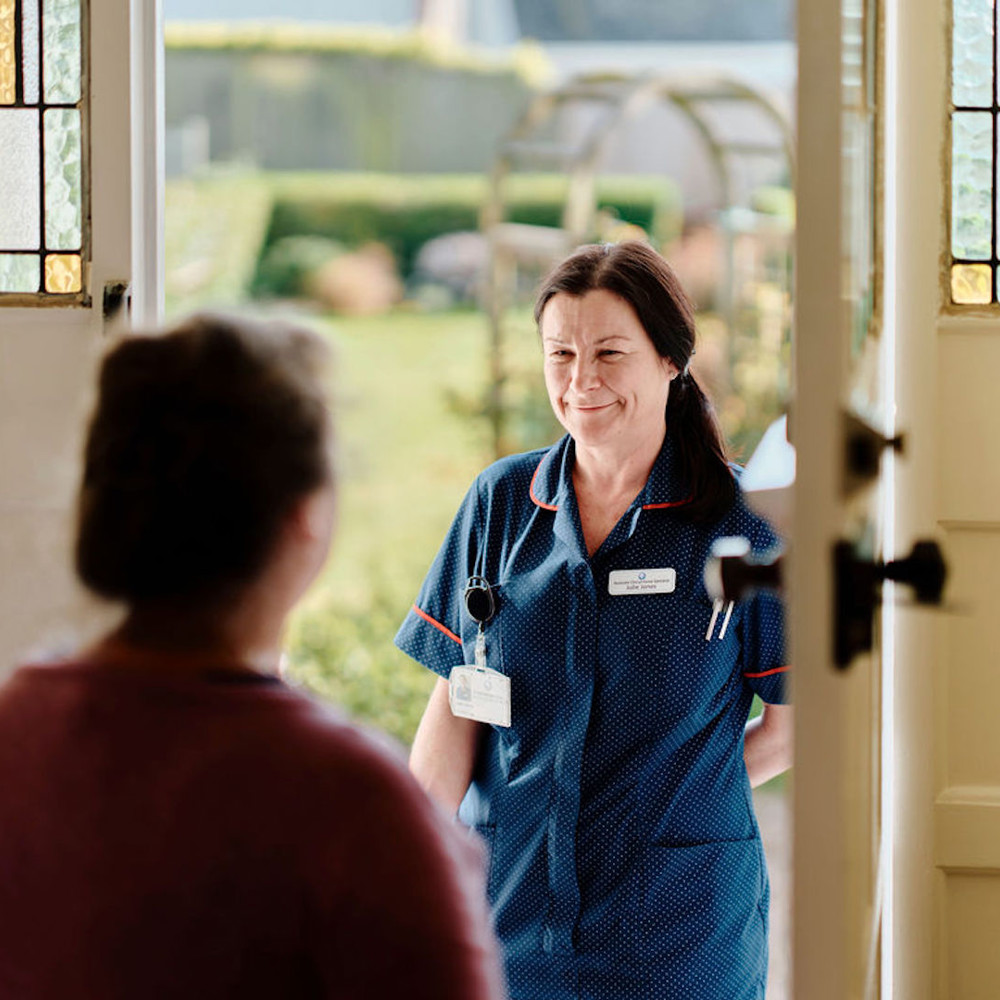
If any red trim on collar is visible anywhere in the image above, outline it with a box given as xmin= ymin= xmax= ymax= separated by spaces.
xmin=642 ymin=497 xmax=692 ymax=510
xmin=530 ymin=454 xmax=691 ymax=511
xmin=411 ymin=605 xmax=463 ymax=645
xmin=529 ymin=460 xmax=559 ymax=511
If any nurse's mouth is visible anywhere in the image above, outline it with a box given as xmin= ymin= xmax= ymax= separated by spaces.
xmin=568 ymin=402 xmax=616 ymax=412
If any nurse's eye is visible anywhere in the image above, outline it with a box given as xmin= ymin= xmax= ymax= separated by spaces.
xmin=548 ymin=349 xmax=573 ymax=359
xmin=598 ymin=349 xmax=623 ymax=358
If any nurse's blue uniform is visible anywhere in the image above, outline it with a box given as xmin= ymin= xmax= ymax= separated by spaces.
xmin=395 ymin=433 xmax=788 ymax=1000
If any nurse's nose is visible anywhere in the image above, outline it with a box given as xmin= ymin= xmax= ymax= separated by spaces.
xmin=569 ymin=353 xmax=601 ymax=392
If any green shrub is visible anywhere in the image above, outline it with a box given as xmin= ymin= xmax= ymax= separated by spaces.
xmin=256 ymin=172 xmax=684 ymax=281
xmin=251 ymin=235 xmax=346 ymax=299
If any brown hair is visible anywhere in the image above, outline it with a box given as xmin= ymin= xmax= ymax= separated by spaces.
xmin=75 ymin=313 xmax=332 ymax=604
xmin=534 ymin=241 xmax=734 ymax=523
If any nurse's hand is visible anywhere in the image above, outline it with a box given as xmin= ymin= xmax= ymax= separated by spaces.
xmin=744 ymin=701 xmax=793 ymax=787
xmin=411 ymin=677 xmax=483 ymax=815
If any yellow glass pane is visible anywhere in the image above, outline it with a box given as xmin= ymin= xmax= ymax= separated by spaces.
xmin=44 ymin=253 xmax=81 ymax=293
xmin=0 ymin=0 xmax=15 ymax=105
xmin=951 ymin=263 xmax=993 ymax=304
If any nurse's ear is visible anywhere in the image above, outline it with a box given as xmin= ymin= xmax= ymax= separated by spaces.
xmin=661 ymin=357 xmax=681 ymax=381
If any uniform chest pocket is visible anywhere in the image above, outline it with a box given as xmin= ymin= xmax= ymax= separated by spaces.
xmin=599 ymin=591 xmax=743 ymax=722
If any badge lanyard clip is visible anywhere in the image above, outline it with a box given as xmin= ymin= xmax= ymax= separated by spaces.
xmin=449 ymin=576 xmax=510 ymax=727
xmin=464 ymin=576 xmax=495 ymax=671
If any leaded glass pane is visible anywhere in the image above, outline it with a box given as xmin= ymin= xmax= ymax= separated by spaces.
xmin=952 ymin=111 xmax=993 ymax=260
xmin=0 ymin=254 xmax=40 ymax=292
xmin=0 ymin=0 xmax=15 ymax=105
xmin=0 ymin=109 xmax=41 ymax=249
xmin=42 ymin=0 xmax=80 ymax=104
xmin=23 ymin=0 xmax=39 ymax=105
xmin=0 ymin=0 xmax=86 ymax=302
xmin=952 ymin=263 xmax=992 ymax=303
xmin=44 ymin=108 xmax=81 ymax=249
xmin=953 ymin=0 xmax=993 ymax=108
xmin=44 ymin=252 xmax=80 ymax=292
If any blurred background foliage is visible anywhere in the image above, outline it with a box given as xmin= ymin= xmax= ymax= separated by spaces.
xmin=163 ymin=23 xmax=793 ymax=747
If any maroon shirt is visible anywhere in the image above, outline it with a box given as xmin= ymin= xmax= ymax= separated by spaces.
xmin=0 ymin=658 xmax=504 ymax=999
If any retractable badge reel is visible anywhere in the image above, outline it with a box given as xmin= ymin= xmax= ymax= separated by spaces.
xmin=447 ymin=577 xmax=511 ymax=727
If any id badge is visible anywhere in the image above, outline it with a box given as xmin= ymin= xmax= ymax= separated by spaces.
xmin=448 ymin=665 xmax=511 ymax=728
xmin=608 ymin=567 xmax=676 ymax=595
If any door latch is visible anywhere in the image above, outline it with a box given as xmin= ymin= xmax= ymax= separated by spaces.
xmin=102 ymin=280 xmax=132 ymax=329
xmin=843 ymin=410 xmax=905 ymax=498
xmin=834 ymin=539 xmax=947 ymax=668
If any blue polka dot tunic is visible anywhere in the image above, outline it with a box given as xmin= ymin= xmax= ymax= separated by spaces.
xmin=395 ymin=433 xmax=788 ymax=1000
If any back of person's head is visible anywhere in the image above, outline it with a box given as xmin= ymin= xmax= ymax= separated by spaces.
xmin=534 ymin=240 xmax=734 ymax=523
xmin=76 ymin=313 xmax=332 ymax=605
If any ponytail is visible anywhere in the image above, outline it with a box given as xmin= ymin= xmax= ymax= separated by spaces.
xmin=665 ymin=372 xmax=735 ymax=524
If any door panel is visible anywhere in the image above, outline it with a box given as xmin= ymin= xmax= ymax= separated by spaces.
xmin=0 ymin=0 xmax=158 ymax=669
xmin=794 ymin=0 xmax=886 ymax=996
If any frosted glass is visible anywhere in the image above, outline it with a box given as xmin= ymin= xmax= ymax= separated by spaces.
xmin=841 ymin=0 xmax=864 ymax=107
xmin=42 ymin=0 xmax=79 ymax=104
xmin=0 ymin=109 xmax=41 ymax=250
xmin=44 ymin=252 xmax=79 ymax=292
xmin=0 ymin=0 xmax=14 ymax=105
xmin=0 ymin=254 xmax=40 ymax=292
xmin=44 ymin=107 xmax=81 ymax=250
xmin=952 ymin=263 xmax=992 ymax=304
xmin=953 ymin=0 xmax=993 ymax=108
xmin=952 ymin=112 xmax=993 ymax=260
xmin=23 ymin=0 xmax=39 ymax=104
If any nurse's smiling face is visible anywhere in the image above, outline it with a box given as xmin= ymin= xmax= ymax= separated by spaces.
xmin=540 ymin=289 xmax=678 ymax=451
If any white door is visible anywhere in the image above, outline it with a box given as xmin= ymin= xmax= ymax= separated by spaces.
xmin=0 ymin=0 xmax=161 ymax=669
xmin=793 ymin=0 xmax=891 ymax=996
xmin=893 ymin=1 xmax=1000 ymax=996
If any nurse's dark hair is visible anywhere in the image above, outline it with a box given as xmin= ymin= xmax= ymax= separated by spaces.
xmin=534 ymin=240 xmax=734 ymax=523
xmin=75 ymin=313 xmax=333 ymax=604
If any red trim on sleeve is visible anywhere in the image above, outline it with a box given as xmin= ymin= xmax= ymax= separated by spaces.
xmin=742 ymin=665 xmax=791 ymax=679
xmin=411 ymin=605 xmax=463 ymax=645
xmin=529 ymin=461 xmax=559 ymax=511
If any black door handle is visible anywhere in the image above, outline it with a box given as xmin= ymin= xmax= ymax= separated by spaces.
xmin=834 ymin=539 xmax=947 ymax=668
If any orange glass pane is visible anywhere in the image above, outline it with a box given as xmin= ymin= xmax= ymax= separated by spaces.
xmin=44 ymin=253 xmax=81 ymax=293
xmin=951 ymin=263 xmax=992 ymax=304
xmin=0 ymin=0 xmax=15 ymax=105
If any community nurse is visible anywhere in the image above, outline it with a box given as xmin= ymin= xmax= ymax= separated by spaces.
xmin=395 ymin=241 xmax=792 ymax=1000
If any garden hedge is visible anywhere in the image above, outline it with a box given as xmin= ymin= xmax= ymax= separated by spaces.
xmin=255 ymin=171 xmax=684 ymax=283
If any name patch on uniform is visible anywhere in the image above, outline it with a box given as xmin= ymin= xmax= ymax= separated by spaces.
xmin=608 ymin=568 xmax=676 ymax=595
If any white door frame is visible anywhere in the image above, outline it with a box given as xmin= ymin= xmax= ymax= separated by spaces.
xmin=792 ymin=0 xmax=888 ymax=995
xmin=888 ymin=0 xmax=941 ymax=996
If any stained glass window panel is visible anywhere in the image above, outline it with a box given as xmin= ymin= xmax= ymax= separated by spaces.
xmin=0 ymin=109 xmax=41 ymax=249
xmin=0 ymin=254 xmax=40 ymax=293
xmin=44 ymin=253 xmax=80 ymax=293
xmin=23 ymin=0 xmax=39 ymax=105
xmin=950 ymin=1 xmax=1000 ymax=304
xmin=952 ymin=112 xmax=993 ymax=260
xmin=44 ymin=108 xmax=81 ymax=250
xmin=951 ymin=263 xmax=992 ymax=303
xmin=0 ymin=0 xmax=15 ymax=105
xmin=953 ymin=0 xmax=993 ymax=108
xmin=0 ymin=0 xmax=87 ymax=302
xmin=42 ymin=0 xmax=80 ymax=104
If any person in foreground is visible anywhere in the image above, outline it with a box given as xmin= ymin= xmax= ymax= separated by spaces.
xmin=396 ymin=241 xmax=793 ymax=1000
xmin=0 ymin=315 xmax=504 ymax=1000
